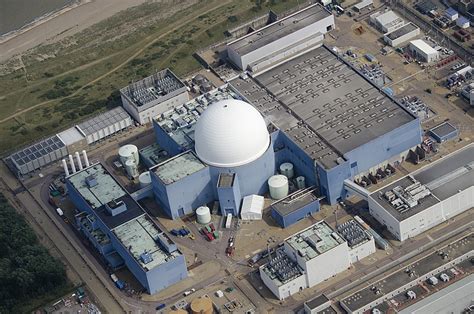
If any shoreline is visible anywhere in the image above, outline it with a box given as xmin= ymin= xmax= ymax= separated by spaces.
xmin=0 ymin=0 xmax=92 ymax=45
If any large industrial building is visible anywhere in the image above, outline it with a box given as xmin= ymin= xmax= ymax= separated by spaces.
xmin=226 ymin=4 xmax=335 ymax=72
xmin=408 ymin=39 xmax=439 ymax=63
xmin=368 ymin=144 xmax=474 ymax=241
xmin=120 ymin=69 xmax=189 ymax=124
xmin=66 ymin=162 xmax=188 ymax=294
xmin=147 ymin=41 xmax=422 ymax=221
xmin=370 ymin=10 xmax=405 ymax=33
xmin=383 ymin=22 xmax=420 ymax=47
xmin=259 ymin=220 xmax=375 ymax=300
xmin=5 ymin=107 xmax=132 ymax=177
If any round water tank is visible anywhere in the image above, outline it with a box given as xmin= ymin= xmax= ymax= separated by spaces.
xmin=279 ymin=162 xmax=294 ymax=179
xmin=138 ymin=171 xmax=152 ymax=188
xmin=196 ymin=206 xmax=211 ymax=224
xmin=190 ymin=296 xmax=213 ymax=314
xmin=125 ymin=159 xmax=139 ymax=178
xmin=119 ymin=144 xmax=139 ymax=165
xmin=268 ymin=175 xmax=289 ymax=200
xmin=296 ymin=176 xmax=306 ymax=189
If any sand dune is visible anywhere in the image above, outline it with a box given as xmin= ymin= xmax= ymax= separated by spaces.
xmin=0 ymin=0 xmax=150 ymax=62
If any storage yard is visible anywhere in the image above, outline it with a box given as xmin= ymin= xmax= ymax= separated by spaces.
xmin=0 ymin=0 xmax=473 ymax=313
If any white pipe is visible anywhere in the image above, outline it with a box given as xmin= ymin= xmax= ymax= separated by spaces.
xmin=62 ymin=159 xmax=70 ymax=177
xmin=75 ymin=151 xmax=83 ymax=170
xmin=69 ymin=155 xmax=76 ymax=173
xmin=82 ymin=150 xmax=90 ymax=168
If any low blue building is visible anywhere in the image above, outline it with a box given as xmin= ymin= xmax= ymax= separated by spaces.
xmin=429 ymin=122 xmax=459 ymax=143
xmin=271 ymin=188 xmax=322 ymax=228
xmin=66 ymin=163 xmax=187 ymax=294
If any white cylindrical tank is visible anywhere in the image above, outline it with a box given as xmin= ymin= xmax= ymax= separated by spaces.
xmin=138 ymin=171 xmax=152 ymax=188
xmin=279 ymin=162 xmax=294 ymax=179
xmin=62 ymin=159 xmax=70 ymax=177
xmin=75 ymin=151 xmax=83 ymax=170
xmin=82 ymin=150 xmax=90 ymax=167
xmin=119 ymin=144 xmax=139 ymax=165
xmin=68 ymin=154 xmax=76 ymax=173
xmin=296 ymin=176 xmax=306 ymax=189
xmin=125 ymin=159 xmax=139 ymax=178
xmin=268 ymin=175 xmax=289 ymax=200
xmin=196 ymin=206 xmax=211 ymax=224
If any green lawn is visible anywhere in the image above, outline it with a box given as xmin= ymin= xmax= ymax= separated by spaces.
xmin=0 ymin=0 xmax=304 ymax=155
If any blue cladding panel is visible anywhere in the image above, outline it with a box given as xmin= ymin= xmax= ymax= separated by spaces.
xmin=344 ymin=118 xmax=422 ymax=176
xmin=153 ymin=120 xmax=185 ymax=157
xmin=152 ymin=166 xmax=214 ymax=219
xmin=271 ymin=198 xmax=320 ymax=228
xmin=317 ymin=160 xmax=352 ymax=205
xmin=217 ymin=174 xmax=242 ymax=216
xmin=147 ymin=254 xmax=188 ymax=294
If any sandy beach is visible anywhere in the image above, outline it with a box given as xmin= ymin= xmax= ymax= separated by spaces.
xmin=0 ymin=0 xmax=150 ymax=62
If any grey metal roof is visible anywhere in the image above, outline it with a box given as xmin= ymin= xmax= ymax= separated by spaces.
xmin=153 ymin=151 xmax=207 ymax=185
xmin=9 ymin=135 xmax=65 ymax=166
xmin=386 ymin=22 xmax=419 ymax=40
xmin=230 ymin=46 xmax=416 ymax=169
xmin=57 ymin=127 xmax=85 ymax=145
xmin=428 ymin=121 xmax=457 ymax=139
xmin=228 ymin=4 xmax=331 ymax=55
xmin=271 ymin=188 xmax=319 ymax=217
xmin=77 ymin=107 xmax=131 ymax=136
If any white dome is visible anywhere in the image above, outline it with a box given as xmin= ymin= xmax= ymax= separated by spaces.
xmin=194 ymin=99 xmax=270 ymax=167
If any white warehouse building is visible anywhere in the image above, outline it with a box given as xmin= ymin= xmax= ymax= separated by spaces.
xmin=120 ymin=69 xmax=189 ymax=124
xmin=368 ymin=144 xmax=474 ymax=241
xmin=226 ymin=4 xmax=335 ymax=72
xmin=408 ymin=39 xmax=439 ymax=63
xmin=260 ymin=220 xmax=375 ymax=300
xmin=370 ymin=10 xmax=405 ymax=33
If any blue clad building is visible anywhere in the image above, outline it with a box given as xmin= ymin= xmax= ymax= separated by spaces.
xmin=66 ymin=163 xmax=187 ymax=294
xmin=149 ymin=45 xmax=422 ymax=225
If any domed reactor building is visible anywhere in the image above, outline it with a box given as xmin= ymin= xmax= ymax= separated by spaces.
xmin=151 ymin=48 xmax=422 ymax=223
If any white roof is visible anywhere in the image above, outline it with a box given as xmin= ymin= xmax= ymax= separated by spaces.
xmin=194 ymin=99 xmax=270 ymax=167
xmin=241 ymin=195 xmax=264 ymax=216
xmin=375 ymin=10 xmax=401 ymax=26
xmin=57 ymin=127 xmax=85 ymax=146
xmin=410 ymin=39 xmax=438 ymax=54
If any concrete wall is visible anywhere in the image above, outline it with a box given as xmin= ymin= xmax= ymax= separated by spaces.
xmin=259 ymin=267 xmax=307 ymax=300
xmin=122 ymin=91 xmax=189 ymax=125
xmin=368 ymin=194 xmax=402 ymax=239
xmin=304 ymin=242 xmax=350 ymax=287
xmin=384 ymin=26 xmax=420 ymax=47
xmin=271 ymin=198 xmax=320 ymax=228
xmin=228 ymin=13 xmax=334 ymax=70
xmin=348 ymin=237 xmax=376 ymax=263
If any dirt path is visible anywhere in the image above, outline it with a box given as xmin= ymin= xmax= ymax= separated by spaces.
xmin=0 ymin=0 xmax=232 ymax=124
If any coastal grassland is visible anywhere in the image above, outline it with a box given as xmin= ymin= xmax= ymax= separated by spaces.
xmin=0 ymin=0 xmax=304 ymax=155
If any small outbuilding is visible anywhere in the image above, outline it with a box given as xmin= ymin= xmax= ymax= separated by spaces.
xmin=240 ymin=195 xmax=264 ymax=220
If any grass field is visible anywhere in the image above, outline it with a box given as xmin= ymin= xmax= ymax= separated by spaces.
xmin=0 ymin=0 xmax=304 ymax=155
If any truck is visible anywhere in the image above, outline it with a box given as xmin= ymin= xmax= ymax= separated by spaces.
xmin=156 ymin=303 xmax=166 ymax=310
xmin=115 ymin=280 xmax=125 ymax=290
xmin=225 ymin=214 xmax=232 ymax=229
xmin=56 ymin=207 xmax=64 ymax=217
xmin=170 ymin=229 xmax=180 ymax=236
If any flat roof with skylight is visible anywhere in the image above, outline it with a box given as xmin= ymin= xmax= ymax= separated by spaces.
xmin=230 ymin=45 xmax=416 ymax=168
xmin=271 ymin=188 xmax=320 ymax=217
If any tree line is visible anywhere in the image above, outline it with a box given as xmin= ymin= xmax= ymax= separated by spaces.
xmin=0 ymin=193 xmax=67 ymax=312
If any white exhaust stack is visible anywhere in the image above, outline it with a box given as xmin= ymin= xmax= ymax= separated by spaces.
xmin=62 ymin=159 xmax=70 ymax=177
xmin=75 ymin=151 xmax=83 ymax=170
xmin=82 ymin=150 xmax=90 ymax=168
xmin=69 ymin=154 xmax=76 ymax=173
